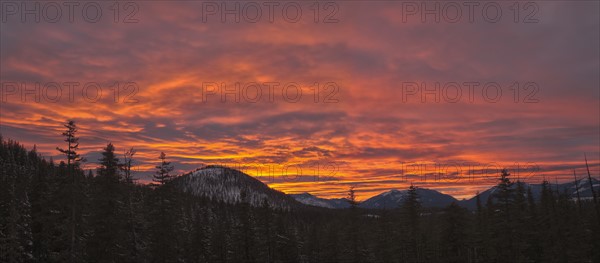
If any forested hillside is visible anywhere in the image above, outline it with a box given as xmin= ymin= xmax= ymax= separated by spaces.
xmin=1 ymin=121 xmax=599 ymax=262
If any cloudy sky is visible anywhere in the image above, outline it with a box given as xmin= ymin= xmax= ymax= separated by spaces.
xmin=1 ymin=1 xmax=598 ymax=200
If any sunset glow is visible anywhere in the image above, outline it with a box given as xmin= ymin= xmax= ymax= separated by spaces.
xmin=1 ymin=1 xmax=598 ymax=201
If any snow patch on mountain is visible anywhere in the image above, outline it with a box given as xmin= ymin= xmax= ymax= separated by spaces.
xmin=359 ymin=188 xmax=457 ymax=209
xmin=173 ymin=165 xmax=300 ymax=210
xmin=459 ymin=178 xmax=600 ymax=210
xmin=290 ymin=193 xmax=350 ymax=209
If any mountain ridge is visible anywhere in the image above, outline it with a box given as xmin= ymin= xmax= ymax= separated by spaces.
xmin=172 ymin=165 xmax=599 ymax=211
xmin=172 ymin=165 xmax=302 ymax=210
xmin=459 ymin=177 xmax=600 ymax=210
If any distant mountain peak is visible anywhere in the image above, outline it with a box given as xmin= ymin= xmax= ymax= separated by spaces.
xmin=381 ymin=189 xmax=402 ymax=196
xmin=359 ymin=188 xmax=457 ymax=209
xmin=289 ymin=188 xmax=458 ymax=209
xmin=289 ymin=192 xmax=350 ymax=209
xmin=174 ymin=166 xmax=598 ymax=211
xmin=459 ymin=178 xmax=600 ymax=210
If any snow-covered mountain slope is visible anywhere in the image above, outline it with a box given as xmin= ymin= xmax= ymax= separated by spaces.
xmin=290 ymin=193 xmax=350 ymax=209
xmin=359 ymin=188 xmax=458 ymax=209
xmin=560 ymin=177 xmax=599 ymax=199
xmin=171 ymin=165 xmax=301 ymax=210
xmin=171 ymin=165 xmax=599 ymax=211
xmin=459 ymin=178 xmax=600 ymax=210
xmin=291 ymin=188 xmax=458 ymax=209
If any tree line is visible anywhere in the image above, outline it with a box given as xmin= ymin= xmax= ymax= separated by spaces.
xmin=1 ymin=120 xmax=599 ymax=262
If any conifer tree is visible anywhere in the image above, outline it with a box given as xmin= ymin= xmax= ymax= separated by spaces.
xmin=471 ymin=191 xmax=487 ymax=261
xmin=345 ymin=186 xmax=362 ymax=262
xmin=87 ymin=143 xmax=124 ymax=261
xmin=236 ymin=189 xmax=255 ymax=262
xmin=119 ymin=147 xmax=144 ymax=261
xmin=149 ymin=151 xmax=179 ymax=262
xmin=488 ymin=169 xmax=517 ymax=261
xmin=257 ymin=198 xmax=274 ymax=262
xmin=55 ymin=120 xmax=86 ymax=262
xmin=441 ymin=202 xmax=468 ymax=261
xmin=0 ymin=141 xmax=34 ymax=262
xmin=153 ymin=152 xmax=174 ymax=185
xmin=400 ymin=184 xmax=421 ymax=261
xmin=347 ymin=186 xmax=358 ymax=209
xmin=56 ymin=121 xmax=84 ymax=169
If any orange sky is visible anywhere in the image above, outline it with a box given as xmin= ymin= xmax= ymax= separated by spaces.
xmin=1 ymin=1 xmax=599 ymax=200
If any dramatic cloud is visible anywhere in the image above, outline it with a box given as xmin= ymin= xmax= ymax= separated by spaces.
xmin=1 ymin=1 xmax=598 ymax=200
